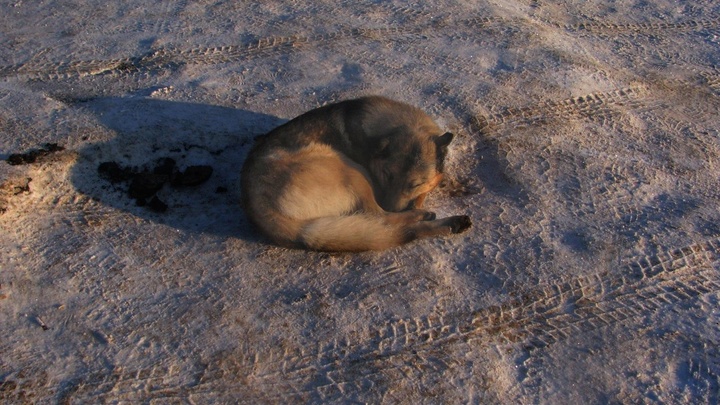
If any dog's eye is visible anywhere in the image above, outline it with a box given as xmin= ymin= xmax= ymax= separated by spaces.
xmin=382 ymin=169 xmax=394 ymax=183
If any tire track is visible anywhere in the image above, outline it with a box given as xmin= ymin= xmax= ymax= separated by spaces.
xmin=556 ymin=17 xmax=720 ymax=86
xmin=2 ymin=14 xmax=716 ymax=81
xmin=194 ymin=236 xmax=720 ymax=402
xmin=562 ymin=17 xmax=720 ymax=34
xmin=701 ymin=68 xmax=720 ymax=95
xmin=0 ymin=57 xmax=141 ymax=80
xmin=516 ymin=302 xmax=720 ymax=404
xmin=56 ymin=14 xmax=501 ymax=82
xmin=13 ymin=237 xmax=714 ymax=402
xmin=473 ymin=86 xmax=652 ymax=132
xmin=4 ymin=236 xmax=719 ymax=402
xmin=0 ymin=26 xmax=433 ymax=80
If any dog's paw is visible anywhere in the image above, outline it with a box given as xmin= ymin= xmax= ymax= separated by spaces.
xmin=449 ymin=215 xmax=472 ymax=233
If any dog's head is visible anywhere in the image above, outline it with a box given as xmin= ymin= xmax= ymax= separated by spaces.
xmin=368 ymin=129 xmax=454 ymax=212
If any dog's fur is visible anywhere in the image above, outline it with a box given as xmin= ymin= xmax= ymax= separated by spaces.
xmin=241 ymin=96 xmax=471 ymax=251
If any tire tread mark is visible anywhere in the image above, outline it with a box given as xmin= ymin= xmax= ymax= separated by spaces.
xmin=2 ymin=15 xmax=716 ymax=80
xmin=192 ymin=237 xmax=720 ymax=400
xmin=700 ymin=69 xmax=720 ymax=94
xmin=3 ymin=239 xmax=717 ymax=402
xmin=563 ymin=17 xmax=720 ymax=34
xmin=0 ymin=26 xmax=432 ymax=80
xmin=476 ymin=86 xmax=651 ymax=131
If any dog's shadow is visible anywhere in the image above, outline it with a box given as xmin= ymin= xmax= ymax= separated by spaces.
xmin=70 ymin=97 xmax=285 ymax=239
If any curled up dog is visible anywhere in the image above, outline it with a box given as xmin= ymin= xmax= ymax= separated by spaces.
xmin=241 ymin=96 xmax=471 ymax=251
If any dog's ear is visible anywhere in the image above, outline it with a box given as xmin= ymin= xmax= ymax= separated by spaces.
xmin=435 ymin=132 xmax=453 ymax=171
xmin=370 ymin=137 xmax=392 ymax=158
xmin=369 ymin=129 xmax=403 ymax=158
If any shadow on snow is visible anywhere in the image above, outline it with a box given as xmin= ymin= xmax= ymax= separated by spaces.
xmin=70 ymin=96 xmax=285 ymax=240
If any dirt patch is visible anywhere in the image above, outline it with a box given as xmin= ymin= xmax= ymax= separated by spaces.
xmin=6 ymin=143 xmax=65 ymax=166
xmin=98 ymin=158 xmax=213 ymax=213
xmin=0 ymin=177 xmax=31 ymax=215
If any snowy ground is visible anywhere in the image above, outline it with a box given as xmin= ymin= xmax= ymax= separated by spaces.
xmin=1 ymin=0 xmax=720 ymax=403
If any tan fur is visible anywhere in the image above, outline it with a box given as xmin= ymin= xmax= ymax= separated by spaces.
xmin=241 ymin=96 xmax=471 ymax=251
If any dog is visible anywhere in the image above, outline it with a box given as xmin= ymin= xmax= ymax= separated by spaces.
xmin=241 ymin=96 xmax=471 ymax=251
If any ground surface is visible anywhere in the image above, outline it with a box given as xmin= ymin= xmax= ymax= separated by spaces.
xmin=1 ymin=0 xmax=719 ymax=403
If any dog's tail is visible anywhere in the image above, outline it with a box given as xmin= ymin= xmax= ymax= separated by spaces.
xmin=247 ymin=205 xmax=471 ymax=252
xmin=297 ymin=213 xmax=471 ymax=252
xmin=297 ymin=214 xmax=409 ymax=252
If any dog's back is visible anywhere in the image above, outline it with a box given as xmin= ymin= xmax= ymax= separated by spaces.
xmin=241 ymin=96 xmax=471 ymax=251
